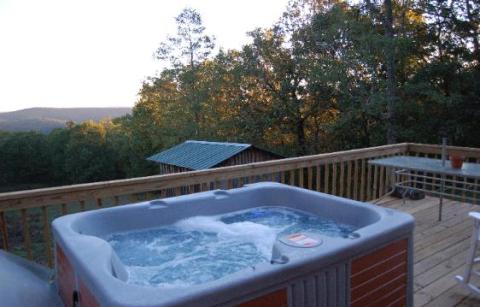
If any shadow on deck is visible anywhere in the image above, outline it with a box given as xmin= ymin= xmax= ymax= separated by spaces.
xmin=379 ymin=196 xmax=480 ymax=307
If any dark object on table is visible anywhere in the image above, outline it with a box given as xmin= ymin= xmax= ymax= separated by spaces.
xmin=391 ymin=187 xmax=425 ymax=200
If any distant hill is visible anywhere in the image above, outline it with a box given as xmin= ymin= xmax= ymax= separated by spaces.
xmin=0 ymin=107 xmax=132 ymax=133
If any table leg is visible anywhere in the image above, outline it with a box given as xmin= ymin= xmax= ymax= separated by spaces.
xmin=439 ymin=174 xmax=445 ymax=221
xmin=404 ymin=170 xmax=412 ymax=206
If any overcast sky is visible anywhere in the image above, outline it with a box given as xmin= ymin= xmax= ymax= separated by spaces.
xmin=0 ymin=0 xmax=289 ymax=112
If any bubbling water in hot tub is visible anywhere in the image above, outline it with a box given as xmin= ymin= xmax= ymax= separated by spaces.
xmin=105 ymin=207 xmax=357 ymax=288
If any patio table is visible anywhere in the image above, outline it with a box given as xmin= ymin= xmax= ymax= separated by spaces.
xmin=369 ymin=156 xmax=480 ymax=221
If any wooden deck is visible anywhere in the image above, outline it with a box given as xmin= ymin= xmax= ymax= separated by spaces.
xmin=379 ymin=196 xmax=480 ymax=306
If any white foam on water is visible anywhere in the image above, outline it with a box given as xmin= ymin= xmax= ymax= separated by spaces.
xmin=175 ymin=216 xmax=277 ymax=258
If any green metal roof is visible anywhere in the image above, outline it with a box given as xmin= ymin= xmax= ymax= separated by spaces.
xmin=147 ymin=140 xmax=252 ymax=170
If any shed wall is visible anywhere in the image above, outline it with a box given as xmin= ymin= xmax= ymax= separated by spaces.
xmin=158 ymin=147 xmax=281 ymax=175
xmin=217 ymin=147 xmax=281 ymax=167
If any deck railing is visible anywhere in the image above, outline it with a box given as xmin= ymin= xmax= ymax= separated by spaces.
xmin=0 ymin=142 xmax=478 ymax=266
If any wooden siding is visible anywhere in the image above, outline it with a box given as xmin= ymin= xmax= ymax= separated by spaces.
xmin=237 ymin=289 xmax=288 ymax=307
xmin=217 ymin=147 xmax=281 ymax=168
xmin=158 ymin=163 xmax=191 ymax=175
xmin=351 ymin=239 xmax=409 ymax=307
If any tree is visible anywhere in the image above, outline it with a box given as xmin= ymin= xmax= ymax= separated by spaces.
xmin=155 ymin=8 xmax=215 ymax=137
xmin=0 ymin=132 xmax=52 ymax=188
xmin=63 ymin=121 xmax=118 ymax=183
xmin=229 ymin=1 xmax=342 ymax=155
xmin=155 ymin=8 xmax=215 ymax=68
xmin=383 ymin=0 xmax=398 ymax=143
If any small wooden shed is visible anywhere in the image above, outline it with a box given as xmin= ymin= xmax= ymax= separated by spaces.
xmin=147 ymin=140 xmax=282 ymax=174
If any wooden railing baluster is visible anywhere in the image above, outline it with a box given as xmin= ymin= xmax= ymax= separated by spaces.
xmin=80 ymin=200 xmax=86 ymax=211
xmin=354 ymin=160 xmax=359 ymax=200
xmin=21 ymin=209 xmax=32 ymax=260
xmin=332 ymin=162 xmax=337 ymax=196
xmin=324 ymin=164 xmax=330 ymax=194
xmin=61 ymin=203 xmax=68 ymax=215
xmin=366 ymin=162 xmax=372 ymax=200
xmin=316 ymin=165 xmax=321 ymax=191
xmin=299 ymin=168 xmax=304 ymax=188
xmin=379 ymin=166 xmax=385 ymax=197
xmin=373 ymin=165 xmax=379 ymax=200
xmin=308 ymin=167 xmax=313 ymax=190
xmin=360 ymin=159 xmax=366 ymax=201
xmin=0 ymin=211 xmax=8 ymax=251
xmin=347 ymin=161 xmax=353 ymax=199
xmin=339 ymin=162 xmax=345 ymax=197
xmin=41 ymin=206 xmax=53 ymax=267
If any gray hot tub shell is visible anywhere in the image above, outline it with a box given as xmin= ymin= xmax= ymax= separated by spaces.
xmin=52 ymin=182 xmax=414 ymax=307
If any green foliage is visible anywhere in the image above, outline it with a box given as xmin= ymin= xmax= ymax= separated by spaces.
xmin=155 ymin=8 xmax=215 ymax=68
xmin=0 ymin=132 xmax=51 ymax=186
xmin=0 ymin=1 xmax=479 ymax=191
xmin=0 ymin=119 xmax=157 ymax=191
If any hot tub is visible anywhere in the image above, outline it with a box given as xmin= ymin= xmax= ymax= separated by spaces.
xmin=52 ymin=182 xmax=414 ymax=307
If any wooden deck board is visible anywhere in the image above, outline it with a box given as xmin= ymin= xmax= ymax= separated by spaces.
xmin=379 ymin=196 xmax=480 ymax=306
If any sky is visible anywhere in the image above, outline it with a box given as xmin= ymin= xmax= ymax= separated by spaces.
xmin=0 ymin=0 xmax=290 ymax=112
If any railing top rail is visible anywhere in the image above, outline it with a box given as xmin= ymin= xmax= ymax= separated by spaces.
xmin=0 ymin=143 xmax=408 ymax=210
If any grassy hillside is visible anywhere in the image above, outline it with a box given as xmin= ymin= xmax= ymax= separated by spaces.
xmin=0 ymin=107 xmax=132 ymax=133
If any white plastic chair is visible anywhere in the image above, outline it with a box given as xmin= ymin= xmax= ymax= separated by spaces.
xmin=456 ymin=212 xmax=480 ymax=296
